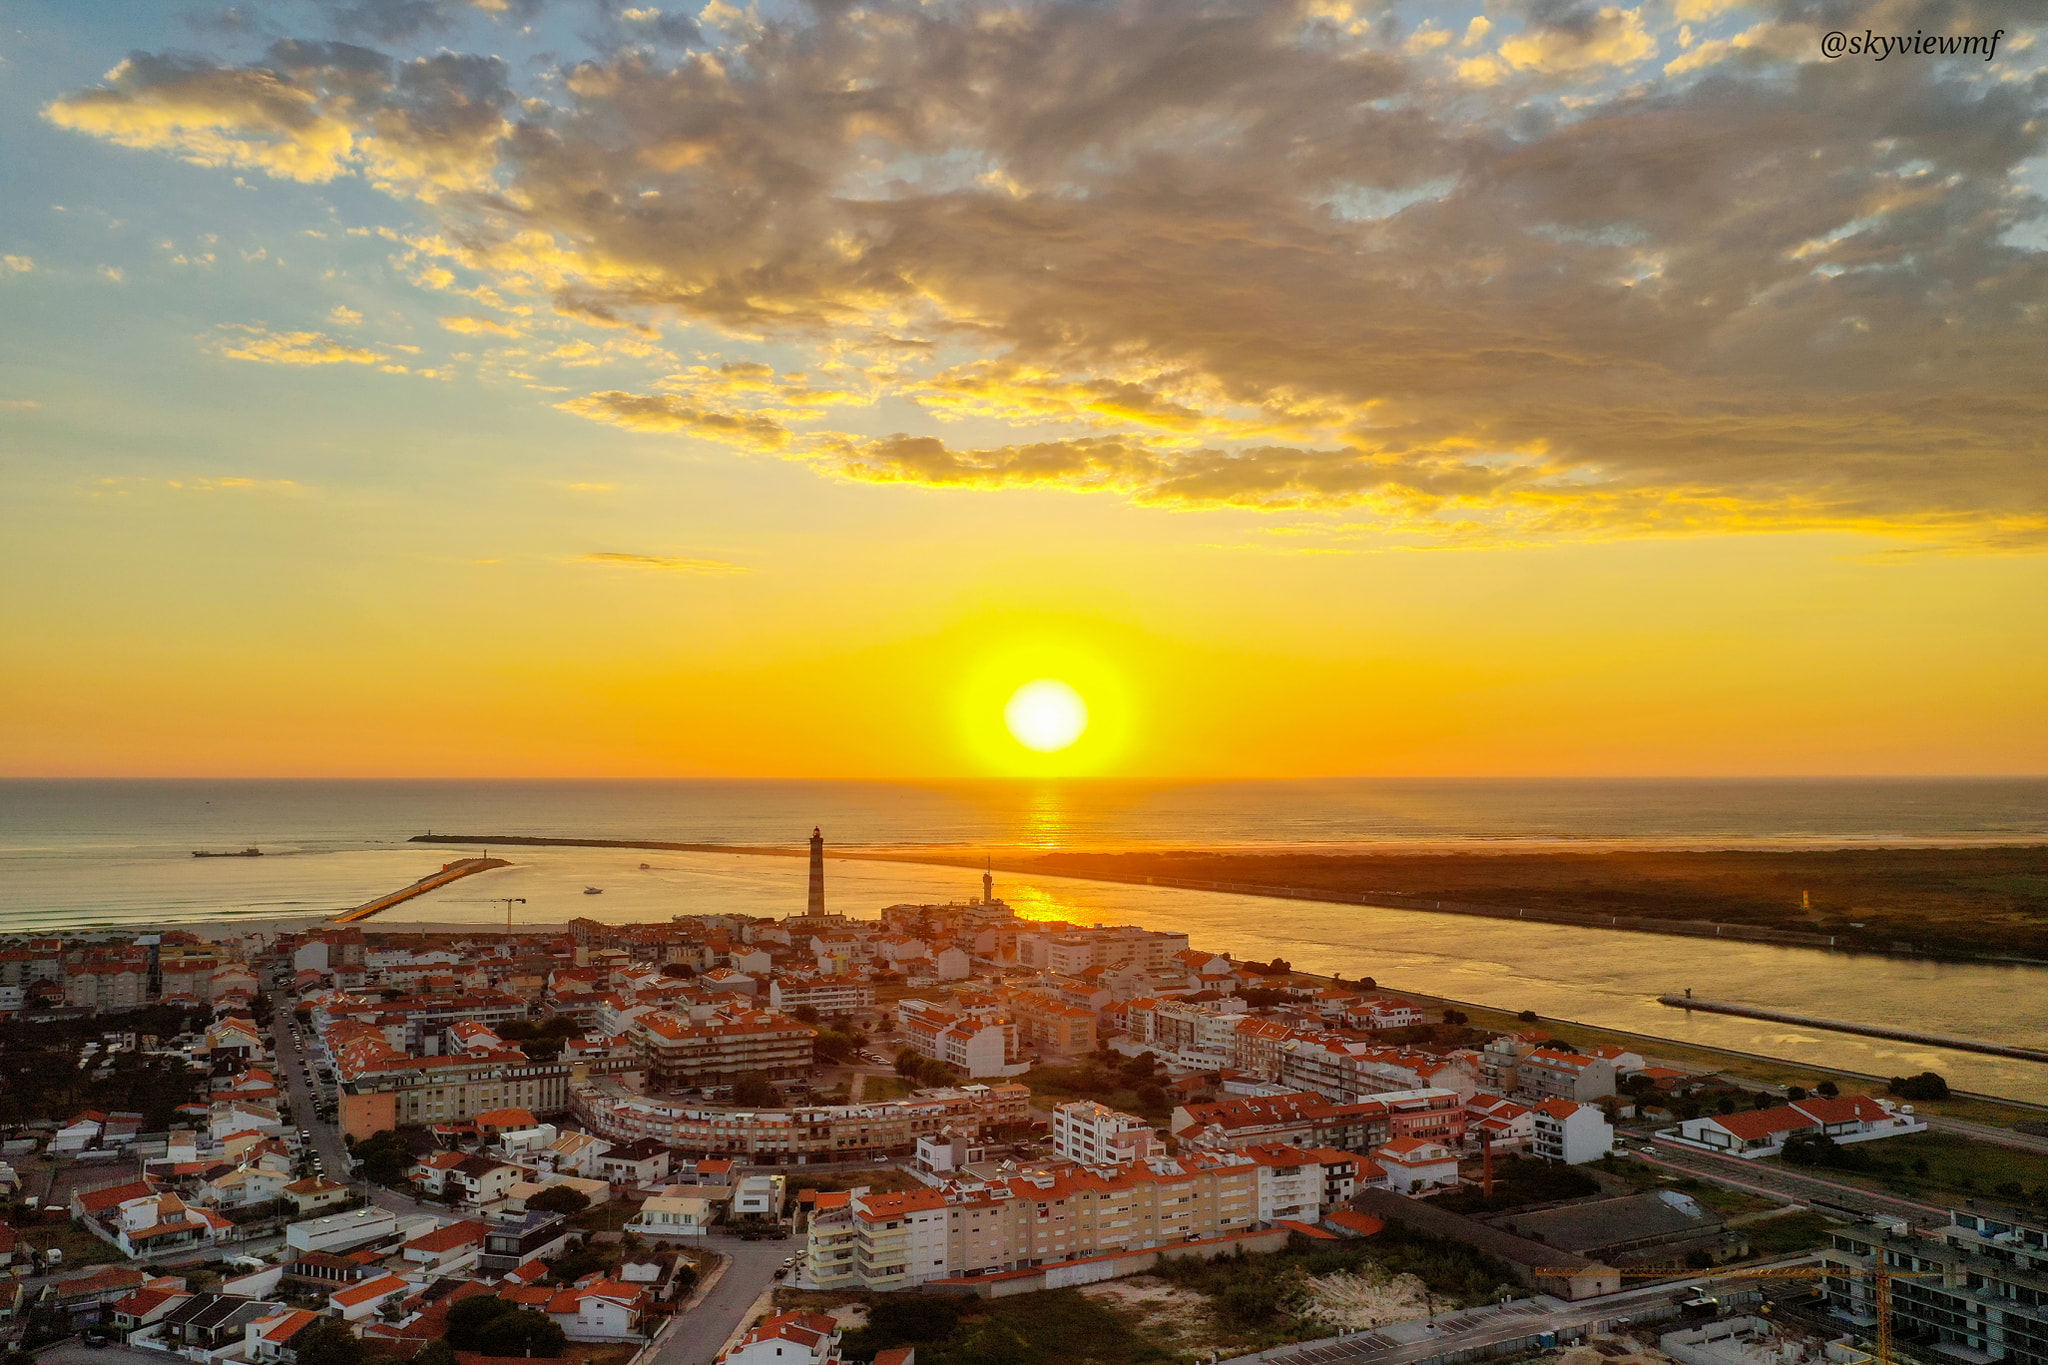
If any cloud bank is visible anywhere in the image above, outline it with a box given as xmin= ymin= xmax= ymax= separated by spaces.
xmin=46 ymin=0 xmax=2048 ymax=545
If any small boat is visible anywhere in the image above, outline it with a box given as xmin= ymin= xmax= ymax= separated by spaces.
xmin=584 ymin=886 xmax=604 ymax=895
xmin=639 ymin=863 xmax=652 ymax=870
xmin=193 ymin=848 xmax=263 ymax=858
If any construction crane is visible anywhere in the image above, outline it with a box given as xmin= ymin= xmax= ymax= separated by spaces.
xmin=1532 ymin=1262 xmax=1938 ymax=1365
xmin=493 ymin=897 xmax=526 ymax=934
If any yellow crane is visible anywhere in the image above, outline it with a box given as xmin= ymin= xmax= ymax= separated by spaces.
xmin=1533 ymin=1262 xmax=1938 ymax=1365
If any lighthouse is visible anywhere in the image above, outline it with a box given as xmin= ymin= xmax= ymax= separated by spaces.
xmin=807 ymin=827 xmax=826 ymax=918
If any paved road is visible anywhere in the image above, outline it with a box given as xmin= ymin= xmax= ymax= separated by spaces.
xmin=33 ymin=1342 xmax=166 ymax=1365
xmin=1636 ymin=1136 xmax=1949 ymax=1227
xmin=267 ymin=1016 xmax=441 ymax=1223
xmin=659 ymin=1236 xmax=791 ymax=1365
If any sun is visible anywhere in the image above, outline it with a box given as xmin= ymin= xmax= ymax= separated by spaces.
xmin=1004 ymin=679 xmax=1089 ymax=753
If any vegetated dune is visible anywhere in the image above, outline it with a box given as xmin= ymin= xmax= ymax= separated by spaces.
xmin=1017 ymin=845 xmax=2048 ymax=961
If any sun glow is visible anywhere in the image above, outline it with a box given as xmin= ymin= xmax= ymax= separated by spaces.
xmin=1005 ymin=679 xmax=1089 ymax=752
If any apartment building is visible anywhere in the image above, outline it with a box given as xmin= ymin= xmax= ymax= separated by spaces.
xmin=571 ymin=1077 xmax=1031 ymax=1162
xmin=635 ymin=1005 xmax=816 ymax=1087
xmin=1277 ymin=1034 xmax=1480 ymax=1104
xmin=1015 ymin=925 xmax=1191 ymax=975
xmin=1131 ymin=998 xmax=1247 ymax=1067
xmin=334 ymin=1047 xmax=578 ymax=1139
xmin=805 ymin=1151 xmax=1272 ymax=1291
xmin=897 ymin=998 xmax=1019 ymax=1078
xmin=1530 ymin=1099 xmax=1614 ymax=1164
xmin=1516 ymin=1048 xmax=1617 ymax=1103
xmin=1821 ymin=1209 xmax=2048 ymax=1365
xmin=1006 ymin=992 xmax=1098 ymax=1059
xmin=1172 ymin=1087 xmax=1467 ymax=1154
xmin=1052 ymin=1101 xmax=1160 ymax=1166
xmin=767 ymin=973 xmax=875 ymax=1018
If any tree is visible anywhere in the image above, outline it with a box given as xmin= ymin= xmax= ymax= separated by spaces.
xmin=351 ymin=1125 xmax=429 ymax=1188
xmin=415 ymin=1342 xmax=457 ymax=1365
xmin=1786 ymin=1085 xmax=1808 ymax=1101
xmin=526 ymin=1184 xmax=591 ymax=1215
xmin=731 ymin=1072 xmax=779 ymax=1107
xmin=1888 ymin=1072 xmax=1949 ymax=1101
xmin=293 ymin=1318 xmax=368 ymax=1365
xmin=792 ymin=1005 xmax=821 ymax=1025
xmin=660 ymin=962 xmax=696 ymax=979
xmin=477 ymin=1310 xmax=568 ymax=1358
xmin=1517 ymin=1010 xmax=1539 ymax=1023
xmin=1717 ymin=1096 xmax=1738 ymax=1115
xmin=446 ymin=1296 xmax=516 ymax=1351
xmin=1816 ymin=1080 xmax=1840 ymax=1098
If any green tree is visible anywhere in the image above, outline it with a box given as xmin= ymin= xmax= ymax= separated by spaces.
xmin=792 ymin=1005 xmax=821 ymax=1025
xmin=1888 ymin=1072 xmax=1949 ymax=1102
xmin=476 ymin=1309 xmax=567 ymax=1358
xmin=415 ymin=1341 xmax=457 ymax=1365
xmin=445 ymin=1295 xmax=515 ymax=1350
xmin=526 ymin=1184 xmax=591 ymax=1216
xmin=293 ymin=1318 xmax=368 ymax=1365
xmin=731 ymin=1072 xmax=779 ymax=1107
xmin=1816 ymin=1080 xmax=1840 ymax=1098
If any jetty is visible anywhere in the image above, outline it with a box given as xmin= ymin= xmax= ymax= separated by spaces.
xmin=331 ymin=857 xmax=510 ymax=924
xmin=1658 ymin=994 xmax=2048 ymax=1065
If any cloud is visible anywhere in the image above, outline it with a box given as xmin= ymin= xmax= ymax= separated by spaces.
xmin=1497 ymin=3 xmax=1656 ymax=73
xmin=0 ymin=399 xmax=42 ymax=411
xmin=439 ymin=313 xmax=520 ymax=336
xmin=211 ymin=323 xmax=384 ymax=365
xmin=45 ymin=0 xmax=2048 ymax=547
xmin=554 ymin=391 xmax=793 ymax=451
xmin=330 ymin=304 xmax=363 ymax=324
xmin=577 ymin=551 xmax=747 ymax=573
xmin=1 ymin=255 xmax=33 ymax=275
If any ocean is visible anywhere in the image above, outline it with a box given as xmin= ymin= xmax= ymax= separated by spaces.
xmin=5 ymin=777 xmax=2048 ymax=1102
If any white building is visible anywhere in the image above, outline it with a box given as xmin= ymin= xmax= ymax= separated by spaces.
xmin=1052 ymin=1100 xmax=1159 ymax=1166
xmin=285 ymin=1207 xmax=398 ymax=1255
xmin=1530 ymin=1099 xmax=1614 ymax=1164
xmin=1670 ymin=1095 xmax=1926 ymax=1159
xmin=724 ymin=1310 xmax=841 ymax=1365
xmin=1240 ymin=1144 xmax=1327 ymax=1224
xmin=1373 ymin=1137 xmax=1461 ymax=1195
xmin=627 ymin=1193 xmax=715 ymax=1239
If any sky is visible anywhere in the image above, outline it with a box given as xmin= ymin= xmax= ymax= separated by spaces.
xmin=1 ymin=0 xmax=2045 ymax=780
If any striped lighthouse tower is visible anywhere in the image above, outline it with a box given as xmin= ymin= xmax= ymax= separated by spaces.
xmin=807 ymin=827 xmax=826 ymax=918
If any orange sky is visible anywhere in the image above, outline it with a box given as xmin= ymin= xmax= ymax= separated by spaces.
xmin=3 ymin=1 xmax=2046 ymax=779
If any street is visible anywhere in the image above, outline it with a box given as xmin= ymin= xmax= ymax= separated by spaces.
xmin=266 ymin=1016 xmax=441 ymax=1222
xmin=658 ymin=1236 xmax=791 ymax=1365
xmin=33 ymin=1342 xmax=166 ymax=1365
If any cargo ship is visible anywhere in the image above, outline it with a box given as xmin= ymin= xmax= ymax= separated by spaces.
xmin=193 ymin=847 xmax=263 ymax=858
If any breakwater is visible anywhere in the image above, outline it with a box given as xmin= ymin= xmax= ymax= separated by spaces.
xmin=331 ymin=856 xmax=510 ymax=923
xmin=1658 ymin=995 xmax=2048 ymax=1065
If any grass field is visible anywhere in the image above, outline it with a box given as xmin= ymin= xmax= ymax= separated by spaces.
xmin=1738 ymin=1209 xmax=1842 ymax=1257
xmin=1763 ymin=1131 xmax=2048 ymax=1208
xmin=1599 ymin=1156 xmax=1779 ymax=1217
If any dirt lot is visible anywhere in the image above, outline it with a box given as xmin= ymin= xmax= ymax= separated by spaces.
xmin=1301 ymin=1269 xmax=1432 ymax=1329
xmin=1078 ymin=1276 xmax=1223 ymax=1357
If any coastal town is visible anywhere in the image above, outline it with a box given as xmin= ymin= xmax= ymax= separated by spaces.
xmin=0 ymin=835 xmax=2043 ymax=1365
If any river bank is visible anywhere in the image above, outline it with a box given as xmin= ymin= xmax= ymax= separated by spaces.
xmin=409 ymin=834 xmax=2048 ymax=965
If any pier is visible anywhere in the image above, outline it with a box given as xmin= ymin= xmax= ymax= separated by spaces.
xmin=1657 ymin=994 xmax=2048 ymax=1065
xmin=330 ymin=857 xmax=510 ymax=924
